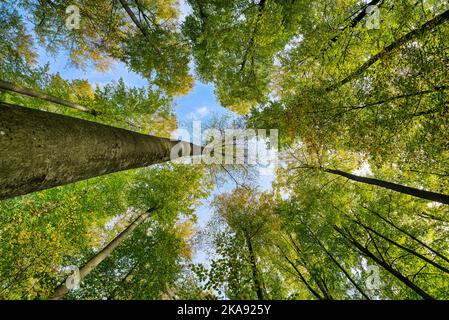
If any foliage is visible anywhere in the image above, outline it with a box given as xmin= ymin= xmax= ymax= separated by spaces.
xmin=1 ymin=0 xmax=449 ymax=300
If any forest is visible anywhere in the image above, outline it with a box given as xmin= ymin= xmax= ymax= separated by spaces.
xmin=0 ymin=0 xmax=449 ymax=301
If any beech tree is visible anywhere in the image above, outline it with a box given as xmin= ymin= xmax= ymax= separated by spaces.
xmin=50 ymin=207 xmax=156 ymax=299
xmin=1 ymin=0 xmax=449 ymax=301
xmin=0 ymin=102 xmax=197 ymax=200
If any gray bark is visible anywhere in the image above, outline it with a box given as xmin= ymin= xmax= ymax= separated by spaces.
xmin=49 ymin=208 xmax=155 ymax=300
xmin=0 ymin=103 xmax=196 ymax=200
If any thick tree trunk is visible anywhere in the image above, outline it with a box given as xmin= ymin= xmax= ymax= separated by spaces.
xmin=245 ymin=235 xmax=264 ymax=300
xmin=0 ymin=103 xmax=196 ymax=200
xmin=0 ymin=80 xmax=99 ymax=115
xmin=50 ymin=208 xmax=155 ymax=300
xmin=335 ymin=226 xmax=435 ymax=300
xmin=325 ymin=169 xmax=449 ymax=205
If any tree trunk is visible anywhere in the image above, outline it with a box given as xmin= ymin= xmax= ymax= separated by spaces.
xmin=276 ymin=245 xmax=324 ymax=300
xmin=329 ymin=0 xmax=383 ymax=42
xmin=334 ymin=226 xmax=435 ymax=300
xmin=353 ymin=219 xmax=449 ymax=275
xmin=107 ymin=263 xmax=139 ymax=300
xmin=50 ymin=208 xmax=155 ymax=300
xmin=368 ymin=208 xmax=449 ymax=264
xmin=314 ymin=275 xmax=333 ymax=300
xmin=118 ymin=0 xmax=148 ymax=36
xmin=0 ymin=103 xmax=196 ymax=200
xmin=0 ymin=80 xmax=99 ymax=115
xmin=327 ymin=8 xmax=449 ymax=92
xmin=245 ymin=235 xmax=264 ymax=300
xmin=240 ymin=0 xmax=268 ymax=72
xmin=118 ymin=0 xmax=163 ymax=55
xmin=325 ymin=168 xmax=449 ymax=205
xmin=307 ymin=227 xmax=370 ymax=299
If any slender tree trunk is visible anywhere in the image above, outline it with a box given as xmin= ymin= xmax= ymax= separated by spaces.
xmin=245 ymin=235 xmax=264 ymax=300
xmin=314 ymin=275 xmax=333 ymax=300
xmin=107 ymin=263 xmax=139 ymax=300
xmin=418 ymin=211 xmax=449 ymax=224
xmin=327 ymin=8 xmax=449 ymax=92
xmin=334 ymin=226 xmax=435 ymax=300
xmin=307 ymin=227 xmax=370 ymax=299
xmin=368 ymin=208 xmax=449 ymax=264
xmin=50 ymin=208 xmax=155 ymax=300
xmin=329 ymin=0 xmax=383 ymax=42
xmin=0 ymin=103 xmax=196 ymax=200
xmin=345 ymin=86 xmax=449 ymax=112
xmin=324 ymin=168 xmax=449 ymax=205
xmin=0 ymin=80 xmax=99 ymax=115
xmin=353 ymin=219 xmax=449 ymax=275
xmin=118 ymin=0 xmax=148 ymax=36
xmin=284 ymin=233 xmax=333 ymax=299
xmin=276 ymin=245 xmax=324 ymax=300
xmin=240 ymin=0 xmax=268 ymax=72
xmin=118 ymin=0 xmax=163 ymax=54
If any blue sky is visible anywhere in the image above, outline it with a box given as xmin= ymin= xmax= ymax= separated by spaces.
xmin=35 ymin=51 xmax=276 ymax=264
xmin=33 ymin=0 xmax=277 ymax=266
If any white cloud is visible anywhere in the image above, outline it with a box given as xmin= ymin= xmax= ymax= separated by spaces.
xmin=196 ymin=106 xmax=209 ymax=116
xmin=188 ymin=106 xmax=210 ymax=119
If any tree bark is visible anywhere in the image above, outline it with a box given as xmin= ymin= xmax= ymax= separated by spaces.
xmin=0 ymin=103 xmax=196 ymax=200
xmin=324 ymin=168 xmax=449 ymax=205
xmin=245 ymin=234 xmax=264 ymax=300
xmin=0 ymin=80 xmax=99 ymax=116
xmin=334 ymin=226 xmax=435 ymax=300
xmin=49 ymin=208 xmax=155 ymax=300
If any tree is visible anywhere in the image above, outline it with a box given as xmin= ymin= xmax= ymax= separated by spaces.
xmin=2 ymin=0 xmax=449 ymax=301
xmin=183 ymin=0 xmax=304 ymax=113
xmin=18 ymin=0 xmax=194 ymax=97
xmin=0 ymin=79 xmax=99 ymax=115
xmin=195 ymin=187 xmax=288 ymax=300
xmin=50 ymin=207 xmax=156 ymax=299
xmin=60 ymin=163 xmax=211 ymax=300
xmin=247 ymin=2 xmax=449 ymax=175
xmin=0 ymin=102 xmax=197 ymax=200
xmin=272 ymin=146 xmax=449 ymax=299
xmin=317 ymin=167 xmax=449 ymax=205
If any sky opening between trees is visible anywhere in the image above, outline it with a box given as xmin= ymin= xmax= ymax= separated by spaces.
xmin=0 ymin=0 xmax=449 ymax=300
